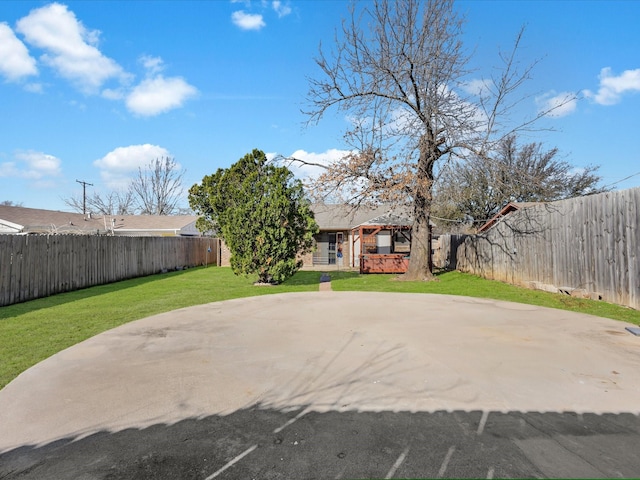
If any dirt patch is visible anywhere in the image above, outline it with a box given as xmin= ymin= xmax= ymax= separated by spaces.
xmin=605 ymin=330 xmax=626 ymax=336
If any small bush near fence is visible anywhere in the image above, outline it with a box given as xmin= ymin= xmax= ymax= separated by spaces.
xmin=0 ymin=235 xmax=219 ymax=307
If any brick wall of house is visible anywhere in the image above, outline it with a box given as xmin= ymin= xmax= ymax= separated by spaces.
xmin=299 ymin=250 xmax=314 ymax=267
xmin=220 ymin=241 xmax=232 ymax=267
xmin=220 ymin=241 xmax=316 ymax=268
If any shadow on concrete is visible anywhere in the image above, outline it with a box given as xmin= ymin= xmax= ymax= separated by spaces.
xmin=3 ymin=293 xmax=640 ymax=479
xmin=2 ymin=407 xmax=640 ymax=479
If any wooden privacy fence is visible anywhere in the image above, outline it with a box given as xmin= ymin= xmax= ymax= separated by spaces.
xmin=0 ymin=235 xmax=219 ymax=307
xmin=437 ymin=188 xmax=640 ymax=310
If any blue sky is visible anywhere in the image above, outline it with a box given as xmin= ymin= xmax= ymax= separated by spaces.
xmin=1 ymin=0 xmax=639 ymax=212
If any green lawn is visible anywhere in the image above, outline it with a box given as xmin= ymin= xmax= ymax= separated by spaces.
xmin=330 ymin=270 xmax=640 ymax=325
xmin=1 ymin=266 xmax=638 ymax=389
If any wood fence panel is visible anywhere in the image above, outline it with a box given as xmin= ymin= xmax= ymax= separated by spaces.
xmin=627 ymin=188 xmax=639 ymax=308
xmin=1 ymin=236 xmax=15 ymax=305
xmin=440 ymin=188 xmax=640 ymax=310
xmin=11 ymin=236 xmax=22 ymax=305
xmin=21 ymin=236 xmax=31 ymax=303
xmin=0 ymin=236 xmax=219 ymax=307
xmin=0 ymin=237 xmax=10 ymax=306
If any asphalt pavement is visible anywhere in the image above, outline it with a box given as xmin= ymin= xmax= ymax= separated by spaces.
xmin=1 ymin=291 xmax=640 ymax=479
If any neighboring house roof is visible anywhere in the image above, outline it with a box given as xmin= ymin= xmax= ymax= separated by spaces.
xmin=0 ymin=217 xmax=23 ymax=234
xmin=477 ymin=202 xmax=541 ymax=232
xmin=0 ymin=205 xmax=199 ymax=236
xmin=108 ymin=215 xmax=199 ymax=236
xmin=1 ymin=203 xmax=431 ymax=236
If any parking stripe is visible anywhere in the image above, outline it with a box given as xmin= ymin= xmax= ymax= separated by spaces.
xmin=437 ymin=446 xmax=456 ymax=478
xmin=205 ymin=444 xmax=258 ymax=479
xmin=385 ymin=447 xmax=409 ymax=479
xmin=273 ymin=408 xmax=309 ymax=434
xmin=477 ymin=411 xmax=489 ymax=435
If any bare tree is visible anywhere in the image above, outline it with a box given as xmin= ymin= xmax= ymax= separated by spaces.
xmin=62 ymin=157 xmax=185 ymax=215
xmin=297 ymin=0 xmax=573 ymax=280
xmin=90 ymin=190 xmax=136 ymax=215
xmin=62 ymin=194 xmax=87 ymax=213
xmin=1 ymin=200 xmax=24 ymax=207
xmin=129 ymin=157 xmax=185 ymax=215
xmin=62 ymin=190 xmax=135 ymax=215
xmin=433 ymin=135 xmax=607 ymax=229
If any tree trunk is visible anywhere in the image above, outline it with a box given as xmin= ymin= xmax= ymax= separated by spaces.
xmin=404 ymin=193 xmax=434 ymax=280
xmin=403 ymin=136 xmax=437 ymax=281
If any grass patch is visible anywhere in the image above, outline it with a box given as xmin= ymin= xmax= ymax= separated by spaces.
xmin=330 ymin=270 xmax=640 ymax=325
xmin=2 ymin=266 xmax=638 ymax=390
xmin=0 ymin=267 xmax=321 ymax=389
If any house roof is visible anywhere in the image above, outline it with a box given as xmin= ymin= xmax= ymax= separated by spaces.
xmin=0 ymin=205 xmax=199 ymax=235
xmin=1 ymin=202 xmax=430 ymax=236
xmin=309 ymin=204 xmax=440 ymax=230
xmin=477 ymin=202 xmax=541 ymax=232
xmin=356 ymin=213 xmax=413 ymax=228
xmin=311 ymin=204 xmax=387 ymax=230
xmin=311 ymin=204 xmax=411 ymax=230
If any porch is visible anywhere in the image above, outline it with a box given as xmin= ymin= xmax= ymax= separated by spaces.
xmin=351 ymin=215 xmax=413 ymax=274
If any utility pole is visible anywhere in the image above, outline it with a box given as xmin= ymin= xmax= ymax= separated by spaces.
xmin=76 ymin=179 xmax=93 ymax=214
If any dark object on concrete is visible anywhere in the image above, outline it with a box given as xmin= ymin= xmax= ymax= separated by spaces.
xmin=320 ymin=273 xmax=331 ymax=283
xmin=625 ymin=327 xmax=640 ymax=336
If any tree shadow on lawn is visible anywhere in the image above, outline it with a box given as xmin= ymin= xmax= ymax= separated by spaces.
xmin=2 ymin=407 xmax=640 ymax=479
xmin=328 ymin=270 xmax=453 ymax=289
xmin=0 ymin=269 xmax=323 ymax=321
xmin=0 ymin=269 xmax=198 ymax=321
xmin=277 ymin=270 xmax=323 ymax=287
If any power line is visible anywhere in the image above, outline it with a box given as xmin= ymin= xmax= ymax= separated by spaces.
xmin=76 ymin=179 xmax=93 ymax=214
xmin=602 ymin=171 xmax=640 ymax=189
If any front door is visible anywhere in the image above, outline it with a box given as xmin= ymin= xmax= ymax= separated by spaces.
xmin=327 ymin=233 xmax=336 ymax=265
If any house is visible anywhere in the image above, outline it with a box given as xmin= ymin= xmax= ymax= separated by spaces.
xmin=307 ymin=204 xmax=403 ymax=268
xmin=310 ymin=205 xmax=441 ymax=273
xmin=218 ymin=203 xmax=430 ymax=272
xmin=218 ymin=204 xmax=415 ymax=271
xmin=0 ymin=205 xmax=200 ymax=237
xmin=477 ymin=202 xmax=541 ymax=233
xmin=302 ymin=204 xmax=418 ymax=270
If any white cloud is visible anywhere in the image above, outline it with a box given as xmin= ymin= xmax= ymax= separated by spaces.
xmin=126 ymin=76 xmax=198 ymax=116
xmin=0 ymin=162 xmax=19 ymax=178
xmin=0 ymin=22 xmax=38 ymax=81
xmin=16 ymin=3 xmax=126 ymax=93
xmin=272 ymin=1 xmax=292 ymax=17
xmin=17 ymin=151 xmax=62 ymax=178
xmin=460 ymin=78 xmax=493 ymax=97
xmin=584 ymin=67 xmax=640 ymax=105
xmin=1 ymin=150 xmax=63 ymax=179
xmin=24 ymin=82 xmax=44 ymax=93
xmin=101 ymin=87 xmax=125 ymax=100
xmin=536 ymin=91 xmax=578 ymax=118
xmin=94 ymin=144 xmax=171 ymax=188
xmin=231 ymin=11 xmax=266 ymax=30
xmin=7 ymin=5 xmax=196 ymax=117
xmin=139 ymin=55 xmax=164 ymax=75
xmin=285 ymin=148 xmax=350 ymax=178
